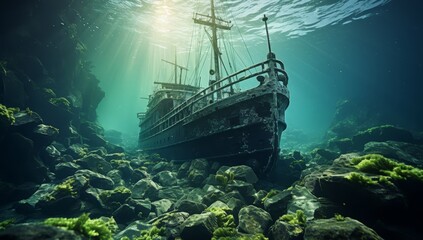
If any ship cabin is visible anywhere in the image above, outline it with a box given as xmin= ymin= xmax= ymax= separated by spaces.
xmin=138 ymin=82 xmax=200 ymax=138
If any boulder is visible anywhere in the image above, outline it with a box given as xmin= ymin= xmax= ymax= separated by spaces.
xmin=152 ymin=211 xmax=191 ymax=239
xmin=132 ymin=179 xmax=161 ymax=200
xmin=226 ymin=180 xmax=256 ymax=203
xmin=238 ymin=205 xmax=272 ymax=234
xmin=157 ymin=186 xmax=186 ymax=201
xmin=112 ymin=204 xmax=137 ymax=224
xmin=0 ymin=181 xmax=38 ymax=206
xmin=0 ymin=223 xmax=83 ymax=240
xmin=264 ymin=190 xmax=293 ymax=220
xmin=15 ymin=183 xmax=55 ymax=213
xmin=127 ymin=198 xmax=152 ymax=218
xmin=364 ymin=141 xmax=423 ymax=167
xmin=54 ymin=162 xmax=80 ymax=179
xmin=0 ymin=132 xmax=48 ymax=184
xmin=224 ymin=165 xmax=258 ymax=184
xmin=31 ymin=124 xmax=59 ymax=148
xmin=176 ymin=199 xmax=207 ymax=214
xmin=74 ymin=169 xmax=114 ymax=190
xmin=114 ymin=220 xmax=152 ymax=240
xmin=304 ymin=217 xmax=383 ymax=240
xmin=11 ymin=110 xmax=43 ymax=132
xmin=110 ymin=160 xmax=133 ymax=180
xmin=75 ymin=154 xmax=112 ymax=175
xmin=352 ymin=125 xmax=415 ymax=150
xmin=154 ymin=170 xmax=178 ymax=186
xmin=180 ymin=212 xmax=218 ymax=240
xmin=152 ymin=199 xmax=174 ymax=216
xmin=269 ymin=219 xmax=303 ymax=240
xmin=188 ymin=159 xmax=209 ymax=186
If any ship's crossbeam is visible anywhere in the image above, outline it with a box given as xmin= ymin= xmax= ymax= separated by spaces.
xmin=193 ymin=13 xmax=232 ymax=30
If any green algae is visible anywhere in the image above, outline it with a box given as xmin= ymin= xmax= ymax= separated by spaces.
xmin=44 ymin=213 xmax=117 ymax=240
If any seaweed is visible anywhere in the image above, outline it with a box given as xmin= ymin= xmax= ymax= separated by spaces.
xmin=44 ymin=213 xmax=117 ymax=240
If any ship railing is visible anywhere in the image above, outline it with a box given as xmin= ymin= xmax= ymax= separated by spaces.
xmin=139 ymin=58 xmax=287 ymax=138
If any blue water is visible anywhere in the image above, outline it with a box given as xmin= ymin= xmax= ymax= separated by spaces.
xmin=81 ymin=0 xmax=422 ymax=147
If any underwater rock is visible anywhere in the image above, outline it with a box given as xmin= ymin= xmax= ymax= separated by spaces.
xmin=152 ymin=198 xmax=174 ymax=216
xmin=180 ymin=212 xmax=218 ymax=240
xmin=157 ymin=186 xmax=186 ymax=201
xmin=253 ymin=190 xmax=269 ymax=208
xmin=0 ymin=132 xmax=48 ymax=184
xmin=325 ymin=100 xmax=381 ymax=140
xmin=114 ymin=220 xmax=152 ymax=240
xmin=303 ymin=217 xmax=383 ymax=240
xmin=132 ymin=178 xmax=161 ymax=200
xmin=152 ymin=161 xmax=171 ymax=173
xmin=54 ymin=162 xmax=80 ymax=179
xmin=15 ymin=183 xmax=55 ymax=214
xmin=352 ymin=125 xmax=415 ymax=150
xmin=0 ymin=181 xmax=38 ymax=206
xmin=11 ymin=110 xmax=43 ymax=131
xmin=105 ymin=152 xmax=125 ymax=161
xmin=0 ymin=223 xmax=83 ymax=240
xmin=127 ymin=198 xmax=152 ymax=218
xmin=31 ymin=124 xmax=59 ymax=148
xmin=269 ymin=152 xmax=307 ymax=188
xmin=74 ymin=169 xmax=114 ymax=190
xmin=363 ymin=141 xmax=423 ymax=167
xmin=226 ymin=180 xmax=256 ymax=203
xmin=177 ymin=161 xmax=191 ymax=178
xmin=100 ymin=186 xmax=132 ymax=207
xmin=79 ymin=121 xmax=106 ymax=147
xmin=310 ymin=148 xmax=340 ymax=165
xmin=2 ymin=71 xmax=26 ymax=108
xmin=264 ymin=190 xmax=293 ymax=220
xmin=110 ymin=160 xmax=133 ymax=180
xmin=237 ymin=205 xmax=272 ymax=234
xmin=112 ymin=204 xmax=137 ymax=224
xmin=106 ymin=169 xmax=125 ymax=187
xmin=287 ymin=186 xmax=320 ymax=220
xmin=269 ymin=219 xmax=303 ymax=240
xmin=188 ymin=159 xmax=209 ymax=186
xmin=302 ymin=154 xmax=410 ymax=225
xmin=154 ymin=170 xmax=178 ymax=186
xmin=38 ymin=194 xmax=82 ymax=215
xmin=176 ymin=199 xmax=207 ymax=214
xmin=67 ymin=144 xmax=89 ymax=159
xmin=74 ymin=154 xmax=111 ymax=175
xmin=104 ymin=142 xmax=124 ymax=154
xmin=83 ymin=187 xmax=106 ymax=209
xmin=201 ymin=188 xmax=225 ymax=206
xmin=328 ymin=138 xmax=354 ymax=153
xmin=88 ymin=147 xmax=108 ymax=157
xmin=152 ymin=211 xmax=191 ymax=239
xmin=131 ymin=168 xmax=151 ymax=183
xmin=223 ymin=165 xmax=258 ymax=184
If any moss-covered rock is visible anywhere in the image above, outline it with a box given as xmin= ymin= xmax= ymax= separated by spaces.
xmin=180 ymin=212 xmax=218 ymax=240
xmin=303 ymin=217 xmax=382 ymax=240
xmin=238 ymin=205 xmax=272 ymax=235
xmin=44 ymin=213 xmax=117 ymax=240
xmin=352 ymin=125 xmax=415 ymax=150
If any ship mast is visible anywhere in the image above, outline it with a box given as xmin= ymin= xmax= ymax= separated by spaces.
xmin=161 ymin=49 xmax=188 ymax=85
xmin=193 ymin=0 xmax=231 ymax=99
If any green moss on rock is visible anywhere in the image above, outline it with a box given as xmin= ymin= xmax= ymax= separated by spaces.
xmin=44 ymin=213 xmax=117 ymax=240
xmin=351 ymin=154 xmax=423 ymax=183
xmin=345 ymin=172 xmax=377 ymax=186
xmin=0 ymin=103 xmax=16 ymax=126
xmin=49 ymin=97 xmax=71 ymax=110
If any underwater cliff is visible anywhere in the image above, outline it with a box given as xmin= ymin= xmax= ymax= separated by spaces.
xmin=1 ymin=0 xmax=423 ymax=240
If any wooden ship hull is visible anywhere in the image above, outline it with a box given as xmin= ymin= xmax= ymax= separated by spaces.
xmin=138 ymin=1 xmax=290 ymax=173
